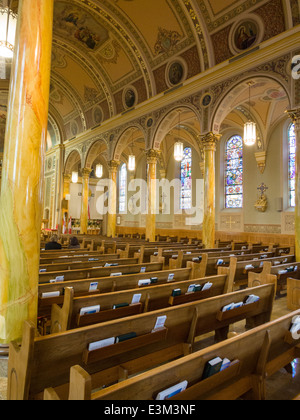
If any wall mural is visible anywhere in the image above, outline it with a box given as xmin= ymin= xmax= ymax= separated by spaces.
xmin=54 ymin=2 xmax=109 ymax=51
xmin=234 ymin=21 xmax=258 ymax=51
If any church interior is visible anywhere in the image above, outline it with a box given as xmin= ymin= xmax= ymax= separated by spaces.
xmin=1 ymin=0 xmax=300 ymax=401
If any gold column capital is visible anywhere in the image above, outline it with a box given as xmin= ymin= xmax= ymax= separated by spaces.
xmin=146 ymin=149 xmax=161 ymax=164
xmin=108 ymin=160 xmax=120 ymax=173
xmin=198 ymin=132 xmax=221 ymax=151
xmin=81 ymin=168 xmax=92 ymax=179
xmin=286 ymin=108 xmax=300 ymax=122
xmin=63 ymin=173 xmax=71 ymax=182
xmin=286 ymin=108 xmax=300 ymax=130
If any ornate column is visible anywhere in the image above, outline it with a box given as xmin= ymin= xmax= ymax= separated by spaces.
xmin=107 ymin=160 xmax=119 ymax=238
xmin=199 ymin=132 xmax=221 ymax=249
xmin=62 ymin=173 xmax=71 ymax=232
xmin=288 ymin=108 xmax=300 ymax=260
xmin=0 ymin=0 xmax=54 ymax=343
xmin=80 ymin=168 xmax=92 ymax=235
xmin=55 ymin=144 xmax=65 ymax=233
xmin=146 ymin=149 xmax=160 ymax=242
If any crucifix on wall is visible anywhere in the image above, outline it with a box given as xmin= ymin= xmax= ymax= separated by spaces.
xmin=255 ymin=183 xmax=268 ymax=212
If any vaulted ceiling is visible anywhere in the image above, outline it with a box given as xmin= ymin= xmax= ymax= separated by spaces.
xmin=0 ymin=0 xmax=298 ymax=151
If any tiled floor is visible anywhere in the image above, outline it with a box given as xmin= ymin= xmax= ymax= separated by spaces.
xmin=0 ymin=295 xmax=299 ymax=400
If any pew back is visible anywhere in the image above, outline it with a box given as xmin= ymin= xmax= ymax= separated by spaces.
xmin=8 ymin=284 xmax=274 ymax=400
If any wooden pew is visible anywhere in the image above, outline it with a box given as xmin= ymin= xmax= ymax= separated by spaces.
xmin=248 ymin=260 xmax=300 ymax=297
xmin=38 ymin=260 xmax=165 ymax=284
xmin=39 ymin=257 xmax=139 ymax=273
xmin=51 ymin=268 xmax=235 ymax=332
xmin=37 ymin=257 xmax=214 ymax=326
xmin=37 ymin=264 xmax=203 ymax=322
xmin=287 ymin=277 xmax=300 ymax=311
xmin=51 ymin=310 xmax=300 ymax=401
xmin=7 ymin=284 xmax=275 ymax=400
xmin=167 ymin=250 xmax=274 ymax=272
xmin=40 ymin=252 xmax=122 ymax=265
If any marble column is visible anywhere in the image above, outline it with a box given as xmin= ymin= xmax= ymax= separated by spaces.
xmin=199 ymin=132 xmax=221 ymax=249
xmin=288 ymin=109 xmax=300 ymax=260
xmin=0 ymin=0 xmax=54 ymax=343
xmin=80 ymin=168 xmax=92 ymax=235
xmin=62 ymin=174 xmax=71 ymax=232
xmin=146 ymin=149 xmax=160 ymax=242
xmin=55 ymin=144 xmax=65 ymax=234
xmin=107 ymin=160 xmax=119 ymax=238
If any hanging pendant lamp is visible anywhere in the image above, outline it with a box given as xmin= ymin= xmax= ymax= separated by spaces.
xmin=174 ymin=110 xmax=184 ymax=161
xmin=0 ymin=2 xmax=17 ymax=59
xmin=243 ymin=82 xmax=256 ymax=147
xmin=95 ymin=163 xmax=103 ymax=178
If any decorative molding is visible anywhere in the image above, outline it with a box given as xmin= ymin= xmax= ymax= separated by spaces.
xmin=219 ymin=213 xmax=243 ymax=232
xmin=255 ymin=151 xmax=267 ymax=173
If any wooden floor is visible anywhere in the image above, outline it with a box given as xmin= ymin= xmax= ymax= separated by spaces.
xmin=0 ymin=294 xmax=299 ymax=400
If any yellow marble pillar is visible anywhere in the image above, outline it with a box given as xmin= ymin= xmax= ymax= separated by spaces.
xmin=199 ymin=132 xmax=221 ymax=249
xmin=107 ymin=160 xmax=119 ymax=238
xmin=80 ymin=168 xmax=92 ymax=235
xmin=146 ymin=149 xmax=160 ymax=242
xmin=0 ymin=0 xmax=54 ymax=343
xmin=288 ymin=109 xmax=300 ymax=260
xmin=62 ymin=173 xmax=71 ymax=231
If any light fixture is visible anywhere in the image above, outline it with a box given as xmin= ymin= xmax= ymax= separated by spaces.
xmin=174 ymin=141 xmax=184 ymax=161
xmin=128 ymin=129 xmax=136 ymax=171
xmin=243 ymin=82 xmax=256 ymax=146
xmin=174 ymin=110 xmax=184 ymax=161
xmin=95 ymin=163 xmax=103 ymax=178
xmin=0 ymin=2 xmax=17 ymax=59
xmin=72 ymin=171 xmax=78 ymax=184
xmin=128 ymin=154 xmax=136 ymax=172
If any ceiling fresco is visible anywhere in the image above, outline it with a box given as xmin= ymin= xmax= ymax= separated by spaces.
xmin=0 ymin=0 xmax=299 ymax=147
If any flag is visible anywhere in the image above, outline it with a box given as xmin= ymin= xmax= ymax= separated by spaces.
xmin=68 ymin=217 xmax=72 ymax=234
xmin=62 ymin=217 xmax=67 ymax=234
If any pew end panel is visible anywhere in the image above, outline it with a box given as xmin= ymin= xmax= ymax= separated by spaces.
xmin=50 ymin=287 xmax=74 ymax=334
xmin=7 ymin=321 xmax=36 ymax=401
xmin=287 ymin=277 xmax=300 ymax=311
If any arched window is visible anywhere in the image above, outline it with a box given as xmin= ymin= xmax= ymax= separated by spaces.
xmin=180 ymin=147 xmax=192 ymax=210
xmin=288 ymin=123 xmax=296 ymax=208
xmin=119 ymin=163 xmax=127 ymax=213
xmin=225 ymin=135 xmax=243 ymax=208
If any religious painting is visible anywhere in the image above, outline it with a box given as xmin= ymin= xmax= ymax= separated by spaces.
xmin=201 ymin=94 xmax=212 ymax=108
xmin=53 ymin=2 xmax=109 ymax=51
xmin=168 ymin=62 xmax=184 ymax=86
xmin=93 ymin=106 xmax=103 ymax=125
xmin=234 ymin=21 xmax=258 ymax=51
xmin=124 ymin=88 xmax=136 ymax=108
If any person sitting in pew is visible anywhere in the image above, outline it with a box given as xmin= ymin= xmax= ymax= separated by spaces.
xmin=45 ymin=235 xmax=62 ymax=250
xmin=68 ymin=237 xmax=80 ymax=249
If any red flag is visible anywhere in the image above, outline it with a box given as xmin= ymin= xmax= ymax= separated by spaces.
xmin=68 ymin=217 xmax=72 ymax=234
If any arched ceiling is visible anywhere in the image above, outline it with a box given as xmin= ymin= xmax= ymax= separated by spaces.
xmin=0 ymin=0 xmax=298 ymax=147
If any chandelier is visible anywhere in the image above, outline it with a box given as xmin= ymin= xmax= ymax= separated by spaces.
xmin=72 ymin=171 xmax=78 ymax=184
xmin=128 ymin=129 xmax=136 ymax=171
xmin=0 ymin=3 xmax=17 ymax=59
xmin=174 ymin=110 xmax=184 ymax=161
xmin=95 ymin=163 xmax=103 ymax=178
xmin=243 ymin=82 xmax=256 ymax=147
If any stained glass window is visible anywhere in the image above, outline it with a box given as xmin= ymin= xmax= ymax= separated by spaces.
xmin=119 ymin=163 xmax=127 ymax=213
xmin=288 ymin=123 xmax=296 ymax=208
xmin=180 ymin=147 xmax=192 ymax=210
xmin=225 ymin=135 xmax=243 ymax=208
